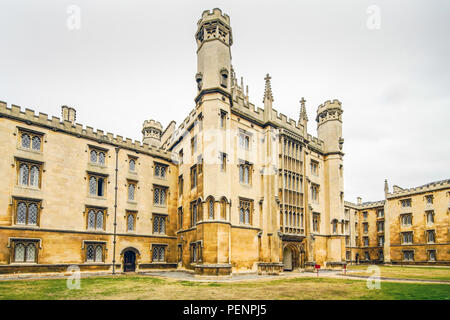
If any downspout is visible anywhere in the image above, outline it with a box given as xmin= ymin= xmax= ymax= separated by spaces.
xmin=112 ymin=147 xmax=119 ymax=274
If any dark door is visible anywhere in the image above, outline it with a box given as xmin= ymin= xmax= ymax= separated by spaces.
xmin=124 ymin=251 xmax=136 ymax=272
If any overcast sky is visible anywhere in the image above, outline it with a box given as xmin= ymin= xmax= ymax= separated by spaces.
xmin=1 ymin=0 xmax=449 ymax=202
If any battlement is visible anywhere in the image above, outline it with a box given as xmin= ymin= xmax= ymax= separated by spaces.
xmin=198 ymin=8 xmax=230 ymax=26
xmin=317 ymin=99 xmax=342 ymax=114
xmin=0 ymin=101 xmax=173 ymax=162
xmin=387 ymin=179 xmax=450 ymax=199
xmin=344 ymin=200 xmax=385 ymax=209
xmin=143 ymin=119 xmax=163 ymax=130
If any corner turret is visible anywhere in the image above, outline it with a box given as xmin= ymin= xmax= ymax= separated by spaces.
xmin=316 ymin=99 xmax=344 ymax=154
xmin=142 ymin=119 xmax=163 ymax=147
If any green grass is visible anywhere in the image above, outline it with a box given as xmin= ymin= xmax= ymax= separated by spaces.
xmin=347 ymin=265 xmax=450 ymax=281
xmin=0 ymin=274 xmax=448 ymax=300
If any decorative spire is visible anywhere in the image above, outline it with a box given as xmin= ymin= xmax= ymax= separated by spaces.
xmin=299 ymin=97 xmax=308 ymax=122
xmin=263 ymin=73 xmax=274 ymax=103
xmin=384 ymin=179 xmax=389 ymax=194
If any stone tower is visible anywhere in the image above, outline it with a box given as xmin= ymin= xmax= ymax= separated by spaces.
xmin=142 ymin=120 xmax=163 ymax=147
xmin=195 ymin=8 xmax=233 ymax=101
xmin=316 ymin=100 xmax=345 ymax=263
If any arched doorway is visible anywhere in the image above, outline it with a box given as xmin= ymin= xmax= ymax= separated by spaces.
xmin=283 ymin=247 xmax=293 ymax=271
xmin=123 ymin=250 xmax=136 ymax=272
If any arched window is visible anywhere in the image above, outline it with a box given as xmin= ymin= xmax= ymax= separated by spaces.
xmin=31 ymin=136 xmax=41 ymax=151
xmin=17 ymin=202 xmax=27 ymax=224
xmin=239 ymin=208 xmax=244 ymax=224
xmin=208 ymin=200 xmax=214 ymax=219
xmin=96 ymin=211 xmax=103 ymax=230
xmin=30 ymin=166 xmax=39 ymax=187
xmin=98 ymin=152 xmax=105 ymax=165
xmin=244 ymin=208 xmax=250 ymax=225
xmin=21 ymin=134 xmax=31 ymax=148
xmin=27 ymin=203 xmax=38 ymax=225
xmin=19 ymin=164 xmax=29 ymax=186
xmin=88 ymin=210 xmax=95 ymax=229
xmin=95 ymin=246 xmax=103 ymax=261
xmin=90 ymin=150 xmax=97 ymax=163
xmin=129 ymin=159 xmax=136 ymax=171
xmin=89 ymin=176 xmax=97 ymax=195
xmin=86 ymin=245 xmax=94 ymax=262
xmin=15 ymin=243 xmax=25 ymax=262
xmin=128 ymin=184 xmax=135 ymax=201
xmin=127 ymin=214 xmax=134 ymax=231
xmin=289 ymin=212 xmax=292 ymax=226
xmin=26 ymin=243 xmax=36 ymax=262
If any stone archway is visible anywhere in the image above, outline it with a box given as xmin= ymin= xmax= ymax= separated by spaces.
xmin=282 ymin=243 xmax=302 ymax=271
xmin=120 ymin=247 xmax=140 ymax=272
xmin=283 ymin=247 xmax=293 ymax=271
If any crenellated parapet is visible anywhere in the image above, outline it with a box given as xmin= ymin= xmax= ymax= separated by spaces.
xmin=316 ymin=99 xmax=343 ymax=124
xmin=0 ymin=100 xmax=173 ymax=161
xmin=345 ymin=200 xmax=386 ymax=210
xmin=386 ymin=179 xmax=450 ymax=199
xmin=196 ymin=8 xmax=232 ymax=47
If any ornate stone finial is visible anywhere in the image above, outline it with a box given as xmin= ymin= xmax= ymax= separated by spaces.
xmin=299 ymin=97 xmax=308 ymax=122
xmin=384 ymin=179 xmax=389 ymax=194
xmin=263 ymin=73 xmax=274 ymax=103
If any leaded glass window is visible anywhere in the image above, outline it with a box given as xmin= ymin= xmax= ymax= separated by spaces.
xmin=98 ymin=152 xmax=105 ymax=165
xmin=90 ymin=150 xmax=97 ymax=163
xmin=26 ymin=244 xmax=36 ymax=262
xmin=31 ymin=136 xmax=41 ymax=151
xmin=239 ymin=165 xmax=243 ymax=183
xmin=15 ymin=243 xmax=25 ymax=262
xmin=21 ymin=134 xmax=31 ymax=148
xmin=89 ymin=176 xmax=96 ymax=195
xmin=86 ymin=245 xmax=94 ymax=262
xmin=155 ymin=165 xmax=160 ymax=177
xmin=239 ymin=199 xmax=252 ymax=225
xmin=88 ymin=210 xmax=95 ymax=229
xmin=95 ymin=246 xmax=103 ymax=261
xmin=160 ymin=166 xmax=166 ymax=178
xmin=244 ymin=166 xmax=249 ymax=184
xmin=20 ymin=164 xmax=29 ymax=186
xmin=153 ymin=215 xmax=166 ymax=234
xmin=27 ymin=203 xmax=37 ymax=225
xmin=209 ymin=200 xmax=214 ymax=219
xmin=17 ymin=202 xmax=27 ymax=224
xmin=154 ymin=188 xmax=159 ymax=205
xmin=16 ymin=200 xmax=40 ymax=226
xmin=96 ymin=211 xmax=103 ymax=230
xmin=153 ymin=186 xmax=166 ymax=206
xmin=152 ymin=245 xmax=165 ymax=262
xmin=244 ymin=209 xmax=250 ymax=225
xmin=128 ymin=183 xmax=135 ymax=201
xmin=129 ymin=159 xmax=135 ymax=171
xmin=127 ymin=214 xmax=134 ymax=231
xmin=30 ymin=166 xmax=39 ymax=187
xmin=155 ymin=163 xmax=168 ymax=178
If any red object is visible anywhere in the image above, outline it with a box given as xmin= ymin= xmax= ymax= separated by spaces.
xmin=315 ymin=264 xmax=320 ymax=269
xmin=343 ymin=264 xmax=347 ymax=275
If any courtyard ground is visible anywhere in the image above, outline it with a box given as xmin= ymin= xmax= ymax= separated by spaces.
xmin=346 ymin=265 xmax=450 ymax=281
xmin=0 ymin=271 xmax=449 ymax=300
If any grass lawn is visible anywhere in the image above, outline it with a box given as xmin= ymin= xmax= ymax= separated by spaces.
xmin=347 ymin=265 xmax=450 ymax=281
xmin=0 ymin=275 xmax=448 ymax=300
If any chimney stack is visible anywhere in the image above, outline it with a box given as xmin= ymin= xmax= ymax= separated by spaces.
xmin=357 ymin=197 xmax=362 ymax=205
xmin=61 ymin=105 xmax=76 ymax=124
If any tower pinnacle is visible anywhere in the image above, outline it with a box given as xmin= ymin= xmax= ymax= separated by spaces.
xmin=299 ymin=97 xmax=308 ymax=122
xmin=263 ymin=74 xmax=274 ymax=103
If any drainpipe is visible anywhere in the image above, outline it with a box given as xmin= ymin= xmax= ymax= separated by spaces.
xmin=112 ymin=147 xmax=119 ymax=274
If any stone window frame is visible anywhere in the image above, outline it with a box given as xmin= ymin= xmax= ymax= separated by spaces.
xmin=219 ymin=110 xmax=227 ymax=129
xmin=401 ymin=231 xmax=413 ymax=244
xmin=87 ymin=172 xmax=108 ymax=198
xmin=82 ymin=241 xmax=107 ymax=263
xmin=219 ymin=152 xmax=227 ymax=171
xmin=177 ymin=244 xmax=183 ymax=262
xmin=127 ymin=179 xmax=138 ymax=202
xmin=8 ymin=238 xmax=41 ymax=264
xmin=125 ymin=210 xmax=137 ymax=232
xmin=151 ymin=243 xmax=168 ymax=263
xmin=312 ymin=212 xmax=320 ymax=233
xmin=12 ymin=196 xmax=42 ymax=227
xmin=178 ymin=149 xmax=184 ymax=165
xmin=363 ymin=222 xmax=369 ymax=234
xmin=88 ymin=145 xmax=108 ymax=167
xmin=238 ymin=160 xmax=252 ymax=186
xmin=310 ymin=160 xmax=319 ymax=176
xmin=377 ymin=220 xmax=384 ymax=232
xmin=426 ymin=229 xmax=436 ymax=244
xmin=190 ymin=241 xmax=203 ymax=263
xmin=15 ymin=157 xmax=43 ymax=189
xmin=177 ymin=206 xmax=183 ymax=230
xmin=238 ymin=129 xmax=251 ymax=151
xmin=400 ymin=198 xmax=412 ymax=208
xmin=191 ymin=135 xmax=197 ymax=156
xmin=206 ymin=196 xmax=215 ymax=220
xmin=178 ymin=174 xmax=184 ymax=196
xmin=424 ymin=194 xmax=433 ymax=204
xmin=427 ymin=249 xmax=437 ymax=262
xmin=17 ymin=127 xmax=44 ymax=153
xmin=238 ymin=198 xmax=253 ymax=226
xmin=310 ymin=183 xmax=320 ymax=203
xmin=378 ymin=235 xmax=385 ymax=247
xmin=153 ymin=185 xmax=167 ymax=207
xmin=85 ymin=206 xmax=107 ymax=231
xmin=153 ymin=162 xmax=168 ymax=180
xmin=152 ymin=213 xmax=168 ymax=235
xmin=190 ymin=165 xmax=198 ymax=189
xmin=426 ymin=210 xmax=435 ymax=225
xmin=377 ymin=209 xmax=384 ymax=218
xmin=127 ymin=155 xmax=138 ymax=173
xmin=363 ymin=236 xmax=369 ymax=247
xmin=402 ymin=249 xmax=414 ymax=261
xmin=400 ymin=213 xmax=413 ymax=227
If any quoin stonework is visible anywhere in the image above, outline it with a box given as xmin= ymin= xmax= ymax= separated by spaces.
xmin=0 ymin=9 xmax=448 ymax=276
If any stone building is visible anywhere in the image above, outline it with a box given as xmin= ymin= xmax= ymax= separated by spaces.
xmin=345 ymin=179 xmax=449 ymax=265
xmin=0 ymin=8 xmax=347 ymax=275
